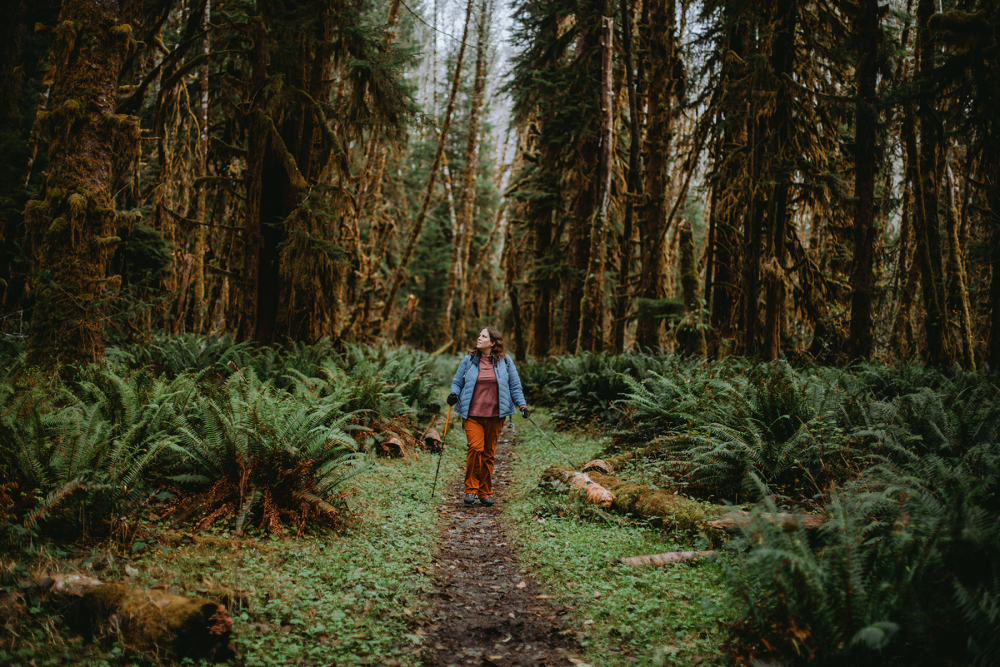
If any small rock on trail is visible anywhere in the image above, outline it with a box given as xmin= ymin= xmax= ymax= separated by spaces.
xmin=417 ymin=428 xmax=578 ymax=666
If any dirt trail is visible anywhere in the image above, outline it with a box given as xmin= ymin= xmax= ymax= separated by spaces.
xmin=416 ymin=426 xmax=578 ymax=666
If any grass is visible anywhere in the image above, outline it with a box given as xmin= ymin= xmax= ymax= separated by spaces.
xmin=0 ymin=427 xmax=466 ymax=667
xmin=503 ymin=411 xmax=734 ymax=666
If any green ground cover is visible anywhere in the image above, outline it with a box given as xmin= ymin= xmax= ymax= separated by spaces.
xmin=503 ymin=412 xmax=733 ymax=667
xmin=1 ymin=426 xmax=466 ymax=667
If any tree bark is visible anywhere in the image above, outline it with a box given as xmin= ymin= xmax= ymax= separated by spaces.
xmin=25 ymin=0 xmax=137 ymax=368
xmin=708 ymin=20 xmax=747 ymax=353
xmin=578 ymin=17 xmax=615 ymax=352
xmin=848 ymin=0 xmax=879 ymax=361
xmin=945 ymin=164 xmax=975 ymax=368
xmin=677 ymin=222 xmax=706 ymax=355
xmin=634 ymin=0 xmax=678 ymax=351
xmin=760 ymin=0 xmax=797 ymax=362
xmin=192 ymin=0 xmax=210 ymax=335
xmin=613 ymin=0 xmax=643 ymax=354
xmin=914 ymin=0 xmax=951 ymax=365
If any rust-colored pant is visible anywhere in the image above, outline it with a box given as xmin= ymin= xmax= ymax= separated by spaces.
xmin=463 ymin=416 xmax=504 ymax=497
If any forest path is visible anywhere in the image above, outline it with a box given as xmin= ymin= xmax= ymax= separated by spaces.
xmin=414 ymin=426 xmax=580 ymax=666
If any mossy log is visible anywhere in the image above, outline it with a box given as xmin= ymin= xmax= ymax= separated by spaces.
xmin=542 ymin=465 xmax=721 ymax=534
xmin=709 ymin=511 xmax=827 ymax=533
xmin=540 ymin=465 xmax=615 ymax=507
xmin=41 ymin=573 xmax=233 ymax=660
xmin=619 ymin=550 xmax=716 ymax=567
xmin=581 ymin=459 xmax=613 ymax=474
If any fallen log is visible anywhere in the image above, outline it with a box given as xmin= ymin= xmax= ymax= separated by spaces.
xmin=581 ymin=459 xmax=613 ymax=475
xmin=378 ymin=432 xmax=409 ymax=458
xmin=619 ymin=550 xmax=716 ymax=567
xmin=541 ymin=466 xmax=615 ymax=507
xmin=424 ymin=427 xmax=444 ymax=452
xmin=709 ymin=511 xmax=827 ymax=533
xmin=587 ymin=471 xmax=718 ymax=533
xmin=41 ymin=572 xmax=233 ymax=660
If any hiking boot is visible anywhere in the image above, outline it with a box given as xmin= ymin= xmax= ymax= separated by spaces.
xmin=479 ymin=495 xmax=495 ymax=507
xmin=463 ymin=493 xmax=476 ymax=505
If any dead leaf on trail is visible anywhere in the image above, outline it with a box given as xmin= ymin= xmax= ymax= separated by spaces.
xmin=516 ymin=581 xmax=527 ymax=589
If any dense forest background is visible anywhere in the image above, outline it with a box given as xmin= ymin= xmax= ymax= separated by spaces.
xmin=0 ymin=0 xmax=998 ymax=367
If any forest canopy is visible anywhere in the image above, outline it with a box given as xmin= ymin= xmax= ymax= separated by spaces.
xmin=0 ymin=0 xmax=997 ymax=366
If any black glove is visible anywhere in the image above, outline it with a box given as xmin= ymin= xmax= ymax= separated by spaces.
xmin=447 ymin=393 xmax=459 ymax=406
xmin=521 ymin=406 xmax=530 ymax=419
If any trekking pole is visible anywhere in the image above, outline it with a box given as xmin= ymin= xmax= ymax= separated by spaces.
xmin=429 ymin=405 xmax=452 ymax=501
xmin=525 ymin=414 xmax=577 ymax=469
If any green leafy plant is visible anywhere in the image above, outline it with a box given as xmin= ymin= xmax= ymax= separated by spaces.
xmin=171 ymin=370 xmax=366 ymax=536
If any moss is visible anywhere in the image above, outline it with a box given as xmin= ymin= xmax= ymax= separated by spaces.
xmin=97 ymin=236 xmax=120 ymax=247
xmin=81 ymin=584 xmax=232 ymax=659
xmin=590 ymin=472 xmax=715 ymax=532
xmin=46 ymin=216 xmax=68 ymax=238
xmin=108 ymin=23 xmax=132 ymax=38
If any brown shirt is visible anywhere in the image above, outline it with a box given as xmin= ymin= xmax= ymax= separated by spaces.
xmin=468 ymin=355 xmax=500 ymax=417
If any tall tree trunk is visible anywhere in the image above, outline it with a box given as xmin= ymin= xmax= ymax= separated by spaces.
xmin=381 ymin=0 xmax=475 ymax=327
xmin=25 ymin=0 xmax=137 ymax=368
xmin=914 ymin=0 xmax=951 ymax=365
xmin=848 ymin=0 xmax=879 ymax=360
xmin=945 ymin=164 xmax=975 ymax=368
xmin=760 ymin=0 xmax=797 ymax=362
xmin=445 ymin=0 xmax=492 ymax=347
xmin=741 ymin=113 xmax=765 ymax=356
xmin=989 ymin=186 xmax=1000 ymax=369
xmin=532 ymin=211 xmax=555 ymax=357
xmin=708 ymin=21 xmax=747 ymax=354
xmin=613 ymin=0 xmax=643 ymax=353
xmin=578 ymin=17 xmax=615 ymax=352
xmin=635 ymin=0 xmax=677 ymax=350
xmin=239 ymin=22 xmax=267 ymax=343
xmin=677 ymin=222 xmax=706 ymax=355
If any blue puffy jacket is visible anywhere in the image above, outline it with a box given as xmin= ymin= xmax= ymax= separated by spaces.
xmin=449 ymin=353 xmax=527 ymax=419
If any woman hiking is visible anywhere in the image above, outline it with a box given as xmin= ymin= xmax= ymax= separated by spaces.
xmin=447 ymin=327 xmax=529 ymax=506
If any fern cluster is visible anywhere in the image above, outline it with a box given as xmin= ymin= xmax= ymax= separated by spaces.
xmin=0 ymin=338 xmax=441 ymax=546
xmin=524 ymin=351 xmax=1000 ymax=665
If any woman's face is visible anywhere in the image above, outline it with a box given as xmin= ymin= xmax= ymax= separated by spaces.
xmin=476 ymin=328 xmax=492 ymax=351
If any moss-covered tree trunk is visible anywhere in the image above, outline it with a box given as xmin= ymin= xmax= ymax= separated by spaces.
xmin=761 ymin=0 xmax=797 ymax=362
xmin=24 ymin=0 xmax=137 ymax=368
xmin=677 ymin=222 xmax=706 ymax=355
xmin=848 ymin=0 xmax=879 ymax=361
xmin=944 ymin=165 xmax=975 ymax=368
xmin=634 ymin=0 xmax=678 ymax=351
xmin=914 ymin=0 xmax=952 ymax=365
xmin=613 ymin=0 xmax=643 ymax=354
xmin=578 ymin=16 xmax=615 ymax=353
xmin=707 ymin=19 xmax=747 ymax=355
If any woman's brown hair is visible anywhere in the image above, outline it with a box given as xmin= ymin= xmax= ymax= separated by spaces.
xmin=467 ymin=326 xmax=506 ymax=363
